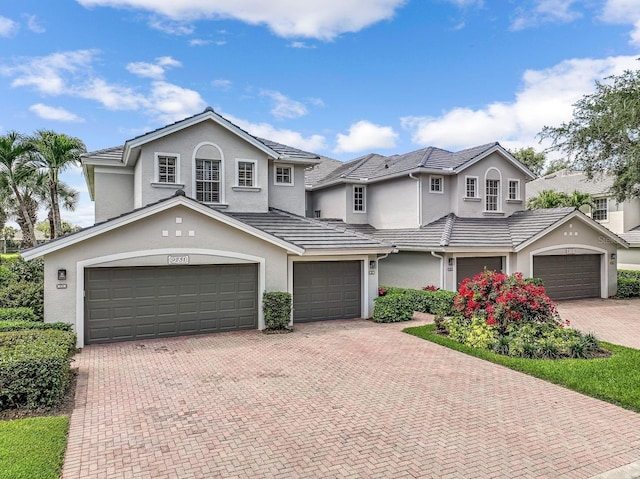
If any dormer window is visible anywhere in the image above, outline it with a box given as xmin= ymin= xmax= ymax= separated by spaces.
xmin=275 ymin=165 xmax=293 ymax=185
xmin=155 ymin=153 xmax=180 ymax=184
xmin=430 ymin=175 xmax=443 ymax=193
xmin=236 ymin=159 xmax=256 ymax=188
xmin=508 ymin=179 xmax=520 ymax=200
xmin=353 ymin=185 xmax=366 ymax=213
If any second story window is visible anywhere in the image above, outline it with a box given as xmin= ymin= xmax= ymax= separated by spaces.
xmin=155 ymin=154 xmax=179 ymax=184
xmin=465 ymin=177 xmax=477 ymax=198
xmin=430 ymin=175 xmax=443 ymax=193
xmin=353 ymin=185 xmax=366 ymax=213
xmin=275 ymin=166 xmax=293 ymax=185
xmin=196 ymin=159 xmax=220 ymax=203
xmin=508 ymin=179 xmax=520 ymax=200
xmin=237 ymin=160 xmax=256 ymax=187
xmin=486 ymin=179 xmax=500 ymax=211
xmin=593 ymin=198 xmax=608 ymax=221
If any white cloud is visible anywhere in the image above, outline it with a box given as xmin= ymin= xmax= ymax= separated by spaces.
xmin=222 ymin=112 xmax=327 ymax=152
xmin=0 ymin=16 xmax=19 ymax=37
xmin=75 ymin=0 xmax=407 ymax=41
xmin=189 ymin=39 xmax=211 ymax=46
xmin=126 ymin=56 xmax=181 ymax=79
xmin=29 ymin=103 xmax=84 ymax=122
xmin=601 ymin=0 xmax=640 ymax=46
xmin=260 ymin=90 xmax=308 ymax=119
xmin=444 ymin=0 xmax=484 ymax=6
xmin=335 ymin=120 xmax=398 ymax=153
xmin=511 ymin=0 xmax=581 ymax=31
xmin=214 ymin=40 xmax=227 ymax=46
xmin=401 ymin=55 xmax=640 ymax=151
xmin=212 ymin=79 xmax=232 ymax=90
xmin=25 ymin=14 xmax=45 ymax=33
xmin=147 ymin=81 xmax=206 ymax=123
xmin=148 ymin=17 xmax=194 ymax=35
xmin=289 ymin=41 xmax=316 ymax=49
xmin=77 ymin=78 xmax=147 ymax=110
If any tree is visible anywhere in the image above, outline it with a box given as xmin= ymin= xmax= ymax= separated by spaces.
xmin=543 ymin=158 xmax=572 ymax=175
xmin=1 ymin=226 xmax=16 ymax=254
xmin=509 ymin=147 xmax=547 ymax=177
xmin=527 ymin=189 xmax=593 ymax=210
xmin=30 ymin=130 xmax=85 ymax=239
xmin=540 ymin=67 xmax=640 ymax=202
xmin=0 ymin=132 xmax=39 ymax=248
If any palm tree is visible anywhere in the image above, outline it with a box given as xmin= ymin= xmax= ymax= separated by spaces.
xmin=566 ymin=190 xmax=594 ymax=209
xmin=31 ymin=130 xmax=85 ymax=239
xmin=0 ymin=132 xmax=38 ymax=248
xmin=527 ymin=190 xmax=570 ymax=209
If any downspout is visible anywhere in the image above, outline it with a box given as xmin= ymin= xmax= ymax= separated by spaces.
xmin=430 ymin=251 xmax=444 ymax=290
xmin=409 ymin=173 xmax=422 ymax=227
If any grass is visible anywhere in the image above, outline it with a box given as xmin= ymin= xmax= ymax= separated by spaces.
xmin=405 ymin=324 xmax=640 ymax=413
xmin=0 ymin=416 xmax=69 ymax=479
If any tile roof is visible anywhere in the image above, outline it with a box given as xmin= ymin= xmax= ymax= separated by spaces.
xmin=526 ymin=169 xmax=614 ymax=199
xmin=82 ymin=145 xmax=124 ymax=162
xmin=304 ymin=157 xmax=344 ymax=186
xmin=619 ymin=226 xmax=640 ymax=246
xmin=226 ymin=209 xmax=391 ymax=250
xmin=309 ymin=142 xmax=500 ymax=187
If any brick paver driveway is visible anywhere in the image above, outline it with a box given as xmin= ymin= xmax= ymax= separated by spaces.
xmin=63 ymin=316 xmax=640 ymax=479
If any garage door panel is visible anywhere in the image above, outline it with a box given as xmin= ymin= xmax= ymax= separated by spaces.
xmin=85 ymin=264 xmax=258 ymax=344
xmin=533 ymin=255 xmax=601 ymax=300
xmin=456 ymin=257 xmax=503 ymax=289
xmin=294 ymin=261 xmax=361 ymax=323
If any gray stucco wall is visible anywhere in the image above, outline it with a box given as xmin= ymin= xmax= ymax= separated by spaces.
xmin=624 ymin=198 xmax=640 ymax=232
xmin=421 ymin=174 xmax=452 ymax=226
xmin=268 ymin=163 xmax=306 ymax=216
xmin=617 ymin=246 xmax=640 ymax=271
xmin=368 ymin=177 xmax=418 ymax=228
xmin=94 ymin=169 xmax=135 ymax=223
xmin=378 ymin=251 xmax=441 ymax=289
xmin=310 ymin=185 xmax=346 ymax=219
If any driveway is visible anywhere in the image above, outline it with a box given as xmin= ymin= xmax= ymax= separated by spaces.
xmin=63 ymin=312 xmax=640 ymax=479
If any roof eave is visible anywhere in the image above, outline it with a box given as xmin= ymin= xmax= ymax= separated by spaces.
xmin=454 ymin=144 xmax=536 ymax=180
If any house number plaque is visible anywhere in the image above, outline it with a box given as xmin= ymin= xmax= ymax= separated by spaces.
xmin=168 ymin=255 xmax=189 ymax=265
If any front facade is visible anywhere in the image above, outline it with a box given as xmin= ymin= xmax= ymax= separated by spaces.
xmin=23 ymin=108 xmax=392 ymax=347
xmin=306 ymin=144 xmax=627 ymax=300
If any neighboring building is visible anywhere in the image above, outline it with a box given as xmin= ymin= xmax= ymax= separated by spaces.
xmin=23 ymin=108 xmax=392 ymax=347
xmin=526 ymin=169 xmax=640 ymax=270
xmin=306 ymin=144 xmax=626 ymax=300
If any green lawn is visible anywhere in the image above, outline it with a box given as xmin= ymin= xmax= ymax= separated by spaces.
xmin=0 ymin=416 xmax=69 ymax=479
xmin=405 ymin=324 xmax=640 ymax=413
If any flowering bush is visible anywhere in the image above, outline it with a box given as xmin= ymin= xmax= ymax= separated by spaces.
xmin=422 ymin=285 xmax=439 ymax=291
xmin=453 ymin=270 xmax=565 ymax=334
xmin=378 ymin=287 xmax=387 ymax=297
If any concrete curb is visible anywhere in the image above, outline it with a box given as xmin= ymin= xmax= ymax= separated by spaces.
xmin=591 ymin=461 xmax=640 ymax=479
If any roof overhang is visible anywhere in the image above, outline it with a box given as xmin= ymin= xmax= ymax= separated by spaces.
xmin=300 ymin=247 xmax=394 ymax=256
xmin=455 ymin=144 xmax=536 ymax=180
xmin=22 ymin=196 xmax=305 ymax=260
xmin=307 ymin=167 xmax=453 ymax=191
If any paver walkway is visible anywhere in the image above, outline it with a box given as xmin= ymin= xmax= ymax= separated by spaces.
xmin=63 ymin=312 xmax=640 ymax=479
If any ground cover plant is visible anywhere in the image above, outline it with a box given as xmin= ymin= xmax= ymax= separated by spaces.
xmin=0 ymin=415 xmax=69 ymax=479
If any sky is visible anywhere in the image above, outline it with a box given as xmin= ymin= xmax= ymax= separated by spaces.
xmin=1 ymin=0 xmax=640 ymax=227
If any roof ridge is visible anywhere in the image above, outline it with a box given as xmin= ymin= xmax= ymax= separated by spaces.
xmin=418 ymin=147 xmax=434 ymax=167
xmin=440 ymin=213 xmax=456 ymax=246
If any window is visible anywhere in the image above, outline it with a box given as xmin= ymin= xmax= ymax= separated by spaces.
xmin=465 ymin=177 xmax=477 ymax=198
xmin=275 ymin=165 xmax=293 ymax=185
xmin=195 ymin=159 xmax=220 ymax=203
xmin=430 ymin=175 xmax=443 ymax=193
xmin=156 ymin=154 xmax=178 ymax=184
xmin=237 ymin=161 xmax=255 ymax=187
xmin=486 ymin=179 xmax=500 ymax=211
xmin=508 ymin=179 xmax=520 ymax=200
xmin=593 ymin=198 xmax=608 ymax=221
xmin=353 ymin=185 xmax=366 ymax=212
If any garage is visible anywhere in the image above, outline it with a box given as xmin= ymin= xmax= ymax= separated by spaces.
xmin=293 ymin=261 xmax=361 ymax=322
xmin=456 ymin=256 xmax=503 ymax=289
xmin=84 ymin=264 xmax=258 ymax=344
xmin=533 ymin=254 xmax=601 ymax=300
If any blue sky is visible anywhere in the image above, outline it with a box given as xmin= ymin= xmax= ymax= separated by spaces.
xmin=1 ymin=0 xmax=639 ymax=226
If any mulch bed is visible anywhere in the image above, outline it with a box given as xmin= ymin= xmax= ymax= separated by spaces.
xmin=0 ymin=368 xmax=78 ymax=421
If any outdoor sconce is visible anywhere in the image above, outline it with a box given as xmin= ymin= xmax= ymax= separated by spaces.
xmin=57 ymin=269 xmax=67 ymax=281
xmin=611 ymin=253 xmax=617 ymax=261
xmin=369 ymin=260 xmax=377 ymax=270
xmin=448 ymin=258 xmax=455 ymax=266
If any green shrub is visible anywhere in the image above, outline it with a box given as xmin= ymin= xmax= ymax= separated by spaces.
xmin=504 ymin=323 xmax=600 ymax=359
xmin=616 ymin=274 xmax=640 ymax=298
xmin=0 ymin=266 xmax=16 ymax=288
xmin=0 ymin=329 xmax=76 ymax=410
xmin=263 ymin=292 xmax=292 ymax=330
xmin=375 ymin=286 xmax=457 ymax=321
xmin=0 ymin=307 xmax=38 ymax=322
xmin=372 ymin=293 xmax=414 ymax=322
xmin=4 ymin=257 xmax=44 ymax=283
xmin=0 ymin=280 xmax=44 ymax=320
xmin=0 ymin=321 xmax=72 ymax=333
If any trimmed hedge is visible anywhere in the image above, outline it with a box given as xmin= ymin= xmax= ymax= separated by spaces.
xmin=263 ymin=292 xmax=292 ymax=330
xmin=0 ymin=280 xmax=44 ymax=320
xmin=373 ymin=287 xmax=457 ymax=323
xmin=0 ymin=329 xmax=76 ymax=410
xmin=617 ymin=270 xmax=640 ymax=298
xmin=0 ymin=321 xmax=73 ymax=333
xmin=0 ymin=307 xmax=38 ymax=322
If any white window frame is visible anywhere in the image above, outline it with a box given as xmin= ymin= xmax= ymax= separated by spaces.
xmin=274 ymin=164 xmax=294 ymax=186
xmin=429 ymin=175 xmax=444 ymax=194
xmin=154 ymin=152 xmax=180 ymax=184
xmin=507 ymin=179 xmax=520 ymax=201
xmin=484 ymin=168 xmax=502 ymax=213
xmin=465 ymin=176 xmax=478 ymax=198
xmin=235 ymin=159 xmax=258 ymax=188
xmin=195 ymin=158 xmax=222 ymax=204
xmin=593 ymin=197 xmax=608 ymax=222
xmin=485 ymin=179 xmax=500 ymax=212
xmin=353 ymin=185 xmax=366 ymax=213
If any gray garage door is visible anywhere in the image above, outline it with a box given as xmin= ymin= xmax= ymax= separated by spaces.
xmin=533 ymin=254 xmax=601 ymax=300
xmin=456 ymin=256 xmax=503 ymax=289
xmin=85 ymin=264 xmax=258 ymax=344
xmin=293 ymin=261 xmax=361 ymax=322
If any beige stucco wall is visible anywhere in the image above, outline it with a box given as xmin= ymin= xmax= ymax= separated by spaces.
xmin=379 ymin=251 xmax=441 ymax=289
xmin=94 ymin=169 xmax=135 ymax=223
xmin=267 ymin=163 xmax=306 ymax=216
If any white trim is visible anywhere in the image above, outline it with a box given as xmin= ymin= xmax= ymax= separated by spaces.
xmin=484 ymin=167 xmax=502 ymax=213
xmin=75 ymin=248 xmax=266 ymax=347
xmin=528 ymin=244 xmax=608 ymax=299
xmin=94 ymin=166 xmax=134 ymax=175
xmin=235 ymin=158 xmax=258 ymax=188
xmin=353 ymin=185 xmax=366 ymax=213
xmin=429 ymin=175 xmax=444 ymax=194
xmin=273 ymin=164 xmax=294 ymax=186
xmin=464 ymin=175 xmax=479 ymax=199
xmin=193 ymin=142 xmax=225 ymax=204
xmin=22 ymin=195 xmax=304 ymax=260
xmin=154 ymin=152 xmax=181 ymax=184
xmin=507 ymin=178 xmax=520 ymax=201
